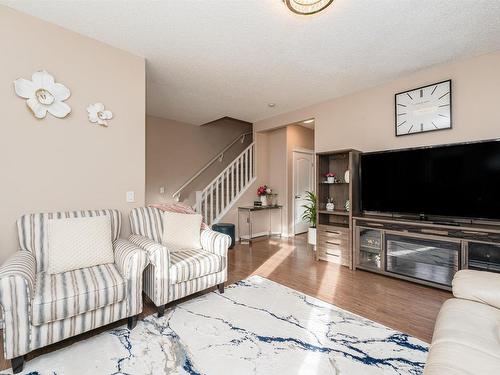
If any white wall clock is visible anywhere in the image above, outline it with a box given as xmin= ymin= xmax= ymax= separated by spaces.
xmin=395 ymin=80 xmax=452 ymax=136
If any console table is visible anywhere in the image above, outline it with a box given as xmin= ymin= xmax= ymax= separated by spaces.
xmin=237 ymin=205 xmax=283 ymax=243
xmin=353 ymin=215 xmax=500 ymax=290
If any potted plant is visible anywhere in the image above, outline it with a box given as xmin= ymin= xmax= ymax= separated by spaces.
xmin=257 ymin=185 xmax=271 ymax=206
xmin=301 ymin=191 xmax=317 ymax=248
xmin=325 ymin=172 xmax=336 ymax=183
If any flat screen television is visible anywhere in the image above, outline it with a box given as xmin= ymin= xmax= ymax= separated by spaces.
xmin=360 ymin=139 xmax=500 ymax=221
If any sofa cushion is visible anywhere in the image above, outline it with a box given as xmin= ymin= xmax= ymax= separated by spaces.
xmin=169 ymin=249 xmax=224 ymax=284
xmin=162 ymin=212 xmax=202 ymax=252
xmin=431 ymin=298 xmax=500 ymax=359
xmin=47 ymin=215 xmax=115 ymax=274
xmin=425 ymin=340 xmax=500 ymax=375
xmin=452 ymin=269 xmax=500 ymax=309
xmin=33 ymin=263 xmax=126 ymax=325
xmin=424 ymin=298 xmax=500 ymax=374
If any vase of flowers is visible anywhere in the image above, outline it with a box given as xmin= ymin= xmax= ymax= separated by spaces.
xmin=325 ymin=172 xmax=336 ymax=183
xmin=257 ymin=185 xmax=271 ymax=206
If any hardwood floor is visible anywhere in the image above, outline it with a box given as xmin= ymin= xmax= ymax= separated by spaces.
xmin=0 ymin=234 xmax=451 ymax=370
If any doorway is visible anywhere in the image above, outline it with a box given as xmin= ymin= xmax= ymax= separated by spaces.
xmin=293 ymin=150 xmax=314 ymax=235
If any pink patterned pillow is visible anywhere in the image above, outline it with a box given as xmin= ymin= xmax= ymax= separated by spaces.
xmin=149 ymin=203 xmax=209 ymax=229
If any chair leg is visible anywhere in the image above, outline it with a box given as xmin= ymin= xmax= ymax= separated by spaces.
xmin=218 ymin=283 xmax=224 ymax=294
xmin=11 ymin=356 xmax=24 ymax=374
xmin=127 ymin=315 xmax=138 ymax=330
xmin=157 ymin=304 xmax=165 ymax=318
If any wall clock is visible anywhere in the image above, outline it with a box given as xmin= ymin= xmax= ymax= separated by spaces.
xmin=395 ymin=80 xmax=452 ymax=136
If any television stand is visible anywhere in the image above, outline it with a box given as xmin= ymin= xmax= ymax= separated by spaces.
xmin=352 ymin=214 xmax=500 ymax=290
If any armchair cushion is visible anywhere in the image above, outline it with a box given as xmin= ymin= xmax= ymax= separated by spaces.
xmin=47 ymin=215 xmax=114 ymax=274
xmin=32 ymin=263 xmax=126 ymax=325
xmin=452 ymin=269 xmax=500 ymax=309
xmin=170 ymin=249 xmax=224 ymax=284
xmin=18 ymin=209 xmax=121 ymax=273
xmin=162 ymin=212 xmax=203 ymax=252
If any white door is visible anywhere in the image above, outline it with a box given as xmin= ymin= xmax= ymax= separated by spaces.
xmin=293 ymin=151 xmax=314 ymax=235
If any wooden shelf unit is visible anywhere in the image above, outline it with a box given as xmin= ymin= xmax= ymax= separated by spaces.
xmin=316 ymin=149 xmax=360 ymax=268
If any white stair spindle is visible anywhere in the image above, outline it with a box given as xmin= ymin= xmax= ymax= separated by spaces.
xmin=226 ymin=170 xmax=230 ymax=208
xmin=210 ymin=185 xmax=214 ymax=225
xmin=203 ymin=190 xmax=208 ymax=223
xmin=236 ymin=157 xmax=240 ymax=194
xmin=231 ymin=164 xmax=235 ymax=200
xmin=243 ymin=149 xmax=247 ymax=185
xmin=250 ymin=144 xmax=254 ymax=178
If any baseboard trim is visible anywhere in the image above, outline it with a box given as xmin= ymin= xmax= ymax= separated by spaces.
xmin=237 ymin=231 xmax=288 ymax=241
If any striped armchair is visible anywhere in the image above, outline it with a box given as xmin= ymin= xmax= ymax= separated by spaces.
xmin=129 ymin=207 xmax=230 ymax=316
xmin=0 ymin=209 xmax=148 ymax=373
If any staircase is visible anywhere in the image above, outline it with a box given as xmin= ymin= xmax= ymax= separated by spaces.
xmin=196 ymin=142 xmax=255 ymax=226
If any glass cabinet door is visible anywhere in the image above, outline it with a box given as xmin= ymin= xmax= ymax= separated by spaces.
xmin=358 ymin=228 xmax=382 ymax=270
xmin=385 ymin=234 xmax=460 ymax=287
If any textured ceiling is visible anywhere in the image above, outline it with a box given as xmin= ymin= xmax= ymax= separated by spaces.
xmin=4 ymin=0 xmax=500 ymax=125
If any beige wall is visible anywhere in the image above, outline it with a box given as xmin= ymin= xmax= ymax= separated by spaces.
xmin=0 ymin=6 xmax=146 ymax=260
xmin=146 ymin=116 xmax=252 ymax=205
xmin=255 ymin=51 xmax=500 ymax=153
xmin=267 ymin=127 xmax=288 ymax=235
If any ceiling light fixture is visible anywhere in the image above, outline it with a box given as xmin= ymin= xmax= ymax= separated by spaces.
xmin=268 ymin=103 xmax=276 ymax=108
xmin=284 ymin=0 xmax=334 ymax=15
xmin=303 ymin=119 xmax=314 ymax=124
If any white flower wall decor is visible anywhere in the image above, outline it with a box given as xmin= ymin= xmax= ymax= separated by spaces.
xmin=14 ymin=70 xmax=71 ymax=119
xmin=87 ymin=103 xmax=113 ymax=127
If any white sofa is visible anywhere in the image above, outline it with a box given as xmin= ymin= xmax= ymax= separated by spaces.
xmin=424 ymin=269 xmax=500 ymax=375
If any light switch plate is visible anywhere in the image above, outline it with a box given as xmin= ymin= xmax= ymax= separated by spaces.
xmin=126 ymin=191 xmax=135 ymax=203
xmin=160 ymin=186 xmax=165 ymax=194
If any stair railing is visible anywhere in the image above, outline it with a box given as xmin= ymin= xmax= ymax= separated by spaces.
xmin=196 ymin=142 xmax=256 ymax=226
xmin=172 ymin=131 xmax=253 ymax=201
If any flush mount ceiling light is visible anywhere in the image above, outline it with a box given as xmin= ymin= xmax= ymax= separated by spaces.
xmin=303 ymin=119 xmax=314 ymax=124
xmin=284 ymin=0 xmax=334 ymax=15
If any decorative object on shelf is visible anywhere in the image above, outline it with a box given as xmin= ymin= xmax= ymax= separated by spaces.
xmin=284 ymin=0 xmax=335 ymax=15
xmin=87 ymin=102 xmax=113 ymax=127
xmin=345 ymin=200 xmax=350 ymax=212
xmin=326 ymin=198 xmax=335 ymax=212
xmin=260 ymin=196 xmax=268 ymax=206
xmin=269 ymin=193 xmax=278 ymax=206
xmin=13 ymin=70 xmax=71 ymax=119
xmin=301 ymin=191 xmax=317 ymax=248
xmin=344 ymin=170 xmax=350 ymax=184
xmin=257 ymin=185 xmax=272 ymax=206
xmin=395 ymin=79 xmax=452 ymax=136
xmin=253 ymin=201 xmax=262 ymax=207
xmin=325 ymin=172 xmax=336 ymax=184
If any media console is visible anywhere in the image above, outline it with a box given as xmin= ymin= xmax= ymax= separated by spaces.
xmin=353 ymin=214 xmax=500 ymax=290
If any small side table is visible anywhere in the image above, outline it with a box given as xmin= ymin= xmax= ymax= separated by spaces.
xmin=237 ymin=205 xmax=283 ymax=243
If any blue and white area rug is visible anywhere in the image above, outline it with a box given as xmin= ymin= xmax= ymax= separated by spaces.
xmin=8 ymin=276 xmax=427 ymax=374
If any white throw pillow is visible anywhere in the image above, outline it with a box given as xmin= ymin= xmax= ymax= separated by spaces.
xmin=47 ymin=215 xmax=114 ymax=274
xmin=162 ymin=211 xmax=202 ymax=252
